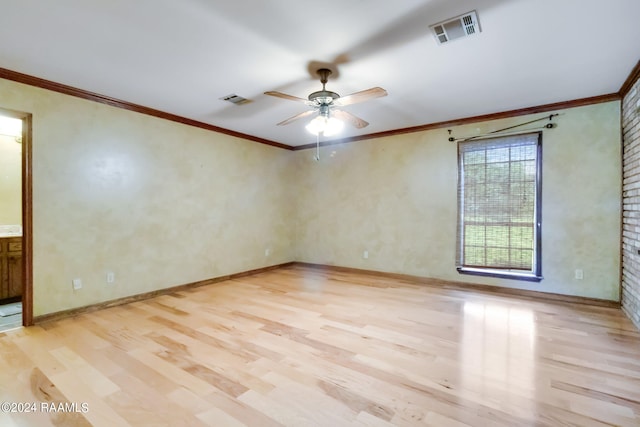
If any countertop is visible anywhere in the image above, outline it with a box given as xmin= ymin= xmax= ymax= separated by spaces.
xmin=0 ymin=225 xmax=22 ymax=238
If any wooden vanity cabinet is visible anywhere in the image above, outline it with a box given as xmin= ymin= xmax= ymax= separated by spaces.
xmin=0 ymin=237 xmax=22 ymax=301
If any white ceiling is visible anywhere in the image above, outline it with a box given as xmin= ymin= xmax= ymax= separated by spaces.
xmin=1 ymin=0 xmax=639 ymax=147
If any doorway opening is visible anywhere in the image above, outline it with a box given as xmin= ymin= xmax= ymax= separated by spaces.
xmin=0 ymin=109 xmax=32 ymax=331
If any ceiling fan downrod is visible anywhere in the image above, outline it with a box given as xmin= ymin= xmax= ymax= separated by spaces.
xmin=318 ymin=68 xmax=331 ymax=89
xmin=308 ymin=68 xmax=340 ymax=104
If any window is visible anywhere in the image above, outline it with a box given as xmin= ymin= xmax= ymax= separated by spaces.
xmin=456 ymin=132 xmax=542 ymax=281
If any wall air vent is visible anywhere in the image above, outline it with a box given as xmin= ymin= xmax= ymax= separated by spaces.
xmin=219 ymin=93 xmax=252 ymax=105
xmin=431 ymin=11 xmax=480 ymax=45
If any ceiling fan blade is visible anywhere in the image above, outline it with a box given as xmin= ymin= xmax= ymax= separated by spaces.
xmin=332 ymin=109 xmax=369 ymax=129
xmin=276 ymin=110 xmax=316 ymax=126
xmin=264 ymin=91 xmax=309 ymax=104
xmin=334 ymin=87 xmax=387 ymax=106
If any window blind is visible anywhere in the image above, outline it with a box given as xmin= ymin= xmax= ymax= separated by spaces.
xmin=456 ymin=132 xmax=541 ymax=280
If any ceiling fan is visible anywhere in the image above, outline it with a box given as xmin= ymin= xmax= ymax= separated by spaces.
xmin=264 ymin=68 xmax=387 ymax=136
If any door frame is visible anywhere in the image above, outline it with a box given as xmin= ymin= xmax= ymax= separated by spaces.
xmin=0 ymin=107 xmax=32 ymax=326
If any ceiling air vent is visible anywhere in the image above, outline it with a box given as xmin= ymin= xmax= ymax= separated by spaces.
xmin=431 ymin=11 xmax=480 ymax=45
xmin=219 ymin=93 xmax=252 ymax=105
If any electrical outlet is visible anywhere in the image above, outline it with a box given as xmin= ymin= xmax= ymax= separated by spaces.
xmin=106 ymin=271 xmax=115 ymax=284
xmin=265 ymin=248 xmax=270 ymax=257
xmin=72 ymin=278 xmax=82 ymax=290
xmin=363 ymin=250 xmax=369 ymax=259
xmin=574 ymin=269 xmax=583 ymax=280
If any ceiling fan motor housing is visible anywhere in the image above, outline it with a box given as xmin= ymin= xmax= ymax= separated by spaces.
xmin=308 ymin=90 xmax=340 ymax=105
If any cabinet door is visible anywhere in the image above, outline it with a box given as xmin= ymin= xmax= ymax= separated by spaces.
xmin=0 ymin=256 xmax=6 ymax=300
xmin=7 ymin=255 xmax=22 ymax=298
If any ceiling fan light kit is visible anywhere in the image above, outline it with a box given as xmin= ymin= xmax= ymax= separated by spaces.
xmin=305 ymin=115 xmax=344 ymax=136
xmin=265 ymin=67 xmax=387 ymax=137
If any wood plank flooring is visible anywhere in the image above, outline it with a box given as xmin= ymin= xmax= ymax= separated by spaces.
xmin=1 ymin=264 xmax=639 ymax=426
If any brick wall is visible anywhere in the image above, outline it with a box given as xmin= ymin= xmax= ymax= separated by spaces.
xmin=622 ymin=70 xmax=640 ymax=329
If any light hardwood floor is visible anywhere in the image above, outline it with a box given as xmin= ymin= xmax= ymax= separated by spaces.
xmin=1 ymin=264 xmax=639 ymax=426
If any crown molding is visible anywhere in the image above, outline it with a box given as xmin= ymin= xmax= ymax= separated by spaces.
xmin=619 ymin=60 xmax=640 ymax=98
xmin=292 ymin=93 xmax=620 ymax=151
xmin=0 ymin=67 xmax=292 ymax=150
xmin=1 ymin=66 xmax=629 ymax=152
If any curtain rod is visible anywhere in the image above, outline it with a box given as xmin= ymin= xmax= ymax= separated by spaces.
xmin=448 ymin=114 xmax=559 ymax=142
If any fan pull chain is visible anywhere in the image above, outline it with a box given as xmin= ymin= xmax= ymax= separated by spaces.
xmin=314 ymin=133 xmax=320 ymax=161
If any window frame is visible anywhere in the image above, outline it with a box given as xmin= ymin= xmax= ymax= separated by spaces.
xmin=456 ymin=131 xmax=543 ymax=282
